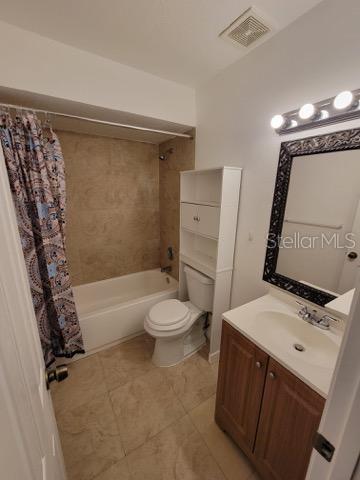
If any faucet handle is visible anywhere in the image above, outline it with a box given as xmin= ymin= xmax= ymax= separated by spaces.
xmin=320 ymin=314 xmax=339 ymax=324
xmin=295 ymin=301 xmax=310 ymax=321
xmin=295 ymin=300 xmax=308 ymax=312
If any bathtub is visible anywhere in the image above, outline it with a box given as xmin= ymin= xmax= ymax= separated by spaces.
xmin=73 ymin=269 xmax=178 ymax=353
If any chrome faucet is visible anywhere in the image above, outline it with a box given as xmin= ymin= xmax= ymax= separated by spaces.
xmin=161 ymin=265 xmax=172 ymax=274
xmin=296 ymin=301 xmax=338 ymax=330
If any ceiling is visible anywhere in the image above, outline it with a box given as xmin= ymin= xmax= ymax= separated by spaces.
xmin=0 ymin=0 xmax=323 ymax=87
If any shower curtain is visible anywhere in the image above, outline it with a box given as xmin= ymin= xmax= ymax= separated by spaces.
xmin=1 ymin=112 xmax=84 ymax=366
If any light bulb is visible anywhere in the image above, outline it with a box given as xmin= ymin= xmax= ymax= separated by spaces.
xmin=270 ymin=114 xmax=285 ymax=129
xmin=333 ymin=90 xmax=354 ymax=110
xmin=299 ymin=103 xmax=315 ymax=120
xmin=320 ymin=110 xmax=329 ymax=119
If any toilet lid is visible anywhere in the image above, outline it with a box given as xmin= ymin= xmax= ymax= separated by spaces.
xmin=148 ymin=299 xmax=190 ymax=327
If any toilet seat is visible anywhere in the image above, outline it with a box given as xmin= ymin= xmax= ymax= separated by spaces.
xmin=147 ymin=299 xmax=190 ymax=331
xmin=144 ymin=298 xmax=206 ymax=367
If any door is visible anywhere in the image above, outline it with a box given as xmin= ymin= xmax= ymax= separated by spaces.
xmin=0 ymin=149 xmax=66 ymax=480
xmin=337 ymin=199 xmax=360 ymax=293
xmin=181 ymin=202 xmax=199 ymax=233
xmin=215 ymin=322 xmax=268 ymax=456
xmin=197 ymin=205 xmax=220 ymax=238
xmin=306 ymin=271 xmax=360 ymax=480
xmin=255 ymin=358 xmax=325 ymax=480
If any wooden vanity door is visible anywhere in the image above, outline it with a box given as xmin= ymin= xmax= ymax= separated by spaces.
xmin=215 ymin=322 xmax=268 ymax=456
xmin=254 ymin=358 xmax=325 ymax=480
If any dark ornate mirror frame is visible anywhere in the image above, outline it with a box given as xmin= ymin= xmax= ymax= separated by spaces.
xmin=263 ymin=127 xmax=360 ymax=306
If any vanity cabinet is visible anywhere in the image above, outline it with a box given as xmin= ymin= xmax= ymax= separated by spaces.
xmin=216 ymin=322 xmax=325 ymax=480
xmin=215 ymin=321 xmax=268 ymax=455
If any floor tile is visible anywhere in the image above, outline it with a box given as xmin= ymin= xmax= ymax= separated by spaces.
xmin=163 ymin=349 xmax=217 ymax=411
xmin=99 ymin=334 xmax=155 ymax=391
xmin=210 ymin=358 xmax=219 ymax=382
xmin=94 ymin=458 xmax=132 ymax=480
xmin=189 ymin=396 xmax=254 ymax=480
xmin=127 ymin=415 xmax=226 ymax=480
xmin=51 ymin=353 xmax=107 ymax=414
xmin=248 ymin=473 xmax=262 ymax=480
xmin=110 ymin=368 xmax=186 ymax=453
xmin=56 ymin=392 xmax=125 ymax=480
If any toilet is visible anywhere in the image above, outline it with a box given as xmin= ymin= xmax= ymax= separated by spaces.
xmin=144 ymin=265 xmax=214 ymax=367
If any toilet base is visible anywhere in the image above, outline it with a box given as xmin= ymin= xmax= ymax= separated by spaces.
xmin=152 ymin=315 xmax=207 ymax=367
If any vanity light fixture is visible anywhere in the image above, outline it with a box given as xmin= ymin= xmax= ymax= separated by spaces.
xmin=270 ymin=114 xmax=285 ymax=129
xmin=299 ymin=103 xmax=316 ymax=120
xmin=271 ymin=88 xmax=360 ymax=135
xmin=333 ymin=90 xmax=355 ymax=110
xmin=320 ymin=110 xmax=329 ymax=120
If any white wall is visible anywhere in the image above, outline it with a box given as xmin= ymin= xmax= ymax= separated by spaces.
xmin=0 ymin=21 xmax=195 ymax=126
xmin=195 ymin=0 xmax=360 ymax=308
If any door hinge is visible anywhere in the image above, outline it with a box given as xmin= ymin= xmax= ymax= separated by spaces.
xmin=314 ymin=432 xmax=335 ymax=462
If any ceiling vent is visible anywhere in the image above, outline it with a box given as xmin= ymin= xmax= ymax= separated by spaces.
xmin=220 ymin=7 xmax=271 ymax=48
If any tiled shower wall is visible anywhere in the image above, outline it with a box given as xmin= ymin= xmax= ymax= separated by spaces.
xmin=60 ymin=129 xmax=195 ymax=286
xmin=59 ymin=130 xmax=160 ymax=285
xmin=159 ymin=132 xmax=195 ymax=280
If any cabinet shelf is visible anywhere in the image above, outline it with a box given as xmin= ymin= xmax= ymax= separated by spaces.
xmin=180 ymin=252 xmax=216 ymax=279
xmin=181 ymin=169 xmax=223 ymax=206
xmin=181 ymin=200 xmax=221 ymax=208
xmin=181 ymin=225 xmax=219 ymax=241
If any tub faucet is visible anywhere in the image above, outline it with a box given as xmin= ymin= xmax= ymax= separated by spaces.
xmin=161 ymin=265 xmax=172 ymax=273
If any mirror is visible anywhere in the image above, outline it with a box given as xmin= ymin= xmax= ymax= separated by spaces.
xmin=263 ymin=128 xmax=360 ymax=306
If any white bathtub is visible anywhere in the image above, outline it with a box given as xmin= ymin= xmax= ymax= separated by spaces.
xmin=73 ymin=269 xmax=178 ymax=353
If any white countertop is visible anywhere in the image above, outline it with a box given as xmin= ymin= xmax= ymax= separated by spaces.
xmin=223 ymin=293 xmax=343 ymax=398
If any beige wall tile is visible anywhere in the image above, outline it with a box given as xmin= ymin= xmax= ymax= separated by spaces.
xmin=58 ymin=130 xmax=160 ymax=285
xmin=94 ymin=459 xmax=131 ymax=480
xmin=159 ymin=131 xmax=195 ymax=279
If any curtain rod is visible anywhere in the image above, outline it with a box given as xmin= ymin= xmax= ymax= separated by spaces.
xmin=0 ymin=102 xmax=193 ymax=139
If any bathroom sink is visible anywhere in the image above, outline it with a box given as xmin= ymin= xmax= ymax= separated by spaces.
xmin=223 ymin=293 xmax=342 ymax=397
xmin=255 ymin=311 xmax=338 ymax=369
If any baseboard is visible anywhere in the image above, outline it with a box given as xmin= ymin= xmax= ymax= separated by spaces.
xmin=208 ymin=350 xmax=220 ymax=364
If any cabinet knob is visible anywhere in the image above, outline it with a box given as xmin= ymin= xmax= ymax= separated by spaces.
xmin=269 ymin=372 xmax=276 ymax=380
xmin=255 ymin=361 xmax=262 ymax=369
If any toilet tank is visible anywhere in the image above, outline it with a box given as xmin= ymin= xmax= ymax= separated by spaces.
xmin=184 ymin=265 xmax=214 ymax=312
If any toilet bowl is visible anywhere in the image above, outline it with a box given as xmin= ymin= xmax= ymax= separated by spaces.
xmin=144 ymin=265 xmax=214 ymax=367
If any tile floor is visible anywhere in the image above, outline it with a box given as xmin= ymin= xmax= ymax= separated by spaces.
xmin=51 ymin=334 xmax=261 ymax=480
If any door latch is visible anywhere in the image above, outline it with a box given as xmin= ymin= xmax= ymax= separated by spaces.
xmin=314 ymin=432 xmax=335 ymax=462
xmin=45 ymin=365 xmax=68 ymax=390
